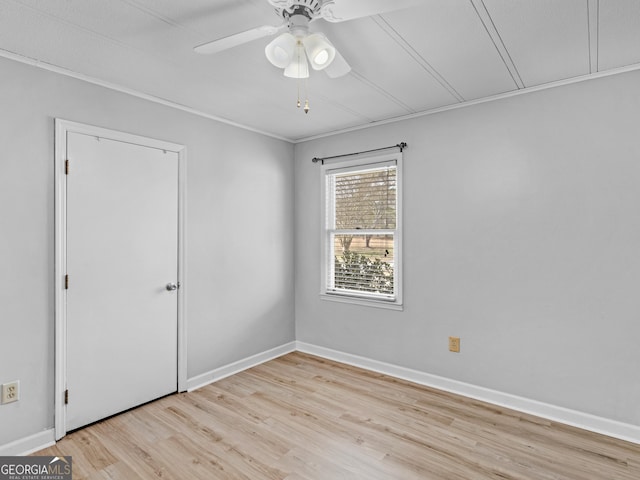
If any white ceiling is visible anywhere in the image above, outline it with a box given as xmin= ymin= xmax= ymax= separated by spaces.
xmin=1 ymin=0 xmax=640 ymax=142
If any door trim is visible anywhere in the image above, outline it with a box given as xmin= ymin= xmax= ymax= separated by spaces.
xmin=54 ymin=119 xmax=187 ymax=440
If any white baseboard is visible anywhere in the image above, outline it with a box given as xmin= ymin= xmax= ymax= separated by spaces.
xmin=0 ymin=429 xmax=55 ymax=456
xmin=1 ymin=342 xmax=296 ymax=455
xmin=5 ymin=340 xmax=638 ymax=456
xmin=186 ymin=341 xmax=297 ymax=392
xmin=296 ymin=341 xmax=640 ymax=445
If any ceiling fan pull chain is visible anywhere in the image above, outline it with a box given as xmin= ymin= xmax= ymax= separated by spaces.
xmin=304 ymin=78 xmax=310 ymax=114
xmin=296 ymin=46 xmax=302 ymax=108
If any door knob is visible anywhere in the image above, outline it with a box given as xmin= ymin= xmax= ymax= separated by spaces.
xmin=166 ymin=283 xmax=178 ymax=291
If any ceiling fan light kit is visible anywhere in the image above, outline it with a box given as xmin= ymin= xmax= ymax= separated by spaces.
xmin=265 ymin=5 xmax=336 ymax=77
xmin=195 ymin=0 xmax=423 ymax=112
xmin=265 ymin=33 xmax=296 ymax=68
xmin=283 ymin=42 xmax=310 ymax=79
xmin=303 ymin=33 xmax=336 ymax=70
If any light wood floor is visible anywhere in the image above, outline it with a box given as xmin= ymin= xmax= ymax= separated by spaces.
xmin=36 ymin=352 xmax=640 ymax=479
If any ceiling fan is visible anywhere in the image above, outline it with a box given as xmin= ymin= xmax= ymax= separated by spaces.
xmin=194 ymin=0 xmax=422 ymax=112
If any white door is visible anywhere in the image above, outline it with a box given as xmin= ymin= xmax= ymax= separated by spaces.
xmin=65 ymin=132 xmax=178 ymax=431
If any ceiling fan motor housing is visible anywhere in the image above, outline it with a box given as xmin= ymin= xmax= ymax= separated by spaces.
xmin=269 ymin=0 xmax=325 ymax=23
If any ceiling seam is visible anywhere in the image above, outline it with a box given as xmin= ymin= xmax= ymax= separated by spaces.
xmin=596 ymin=0 xmax=600 ymax=72
xmin=311 ymin=90 xmax=375 ymax=123
xmin=117 ymin=0 xmax=188 ymax=29
xmin=371 ymin=15 xmax=464 ymax=103
xmin=469 ymin=0 xmax=525 ymax=89
xmin=8 ymin=0 xmax=187 ymax=71
xmin=587 ymin=0 xmax=600 ymax=73
xmin=349 ymin=71 xmax=416 ymax=114
xmin=10 ymin=0 xmax=141 ymax=53
xmin=587 ymin=0 xmax=592 ymax=73
xmin=116 ymin=0 xmax=216 ymax=43
xmin=11 ymin=0 xmax=242 ymax=88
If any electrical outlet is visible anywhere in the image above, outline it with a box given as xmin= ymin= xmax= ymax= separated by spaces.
xmin=449 ymin=337 xmax=460 ymax=353
xmin=1 ymin=381 xmax=19 ymax=404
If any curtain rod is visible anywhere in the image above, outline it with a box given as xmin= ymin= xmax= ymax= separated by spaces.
xmin=312 ymin=142 xmax=407 ymax=164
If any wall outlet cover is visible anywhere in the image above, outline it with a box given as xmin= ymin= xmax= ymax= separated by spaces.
xmin=1 ymin=381 xmax=19 ymax=404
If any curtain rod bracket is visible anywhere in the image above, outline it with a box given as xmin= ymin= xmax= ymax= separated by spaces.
xmin=312 ymin=142 xmax=407 ymax=164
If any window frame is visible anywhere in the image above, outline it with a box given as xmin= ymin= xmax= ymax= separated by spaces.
xmin=320 ymin=151 xmax=403 ymax=310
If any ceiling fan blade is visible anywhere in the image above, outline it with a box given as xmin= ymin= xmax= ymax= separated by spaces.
xmin=194 ymin=24 xmax=284 ymax=55
xmin=324 ymin=50 xmax=351 ymax=78
xmin=320 ymin=0 xmax=423 ymax=23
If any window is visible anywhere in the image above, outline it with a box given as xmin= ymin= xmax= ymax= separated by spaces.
xmin=321 ymin=153 xmax=402 ymax=309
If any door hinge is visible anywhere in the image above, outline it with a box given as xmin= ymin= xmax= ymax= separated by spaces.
xmin=65 ymin=159 xmax=69 ymax=175
xmin=64 ymin=275 xmax=69 ymax=290
xmin=64 ymin=389 xmax=69 ymax=405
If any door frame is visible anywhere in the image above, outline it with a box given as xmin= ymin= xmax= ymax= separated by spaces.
xmin=54 ymin=119 xmax=188 ymax=440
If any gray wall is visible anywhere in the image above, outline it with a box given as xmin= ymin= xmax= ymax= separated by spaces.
xmin=0 ymin=56 xmax=295 ymax=446
xmin=3 ymin=50 xmax=640 ymax=448
xmin=295 ymin=70 xmax=640 ymax=426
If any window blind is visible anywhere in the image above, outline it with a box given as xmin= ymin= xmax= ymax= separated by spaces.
xmin=325 ymin=162 xmax=398 ymax=300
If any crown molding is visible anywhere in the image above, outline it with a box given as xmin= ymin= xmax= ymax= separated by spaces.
xmin=0 ymin=48 xmax=294 ymax=143
xmin=294 ymin=62 xmax=640 ymax=143
xmin=4 ymin=47 xmax=640 ymax=146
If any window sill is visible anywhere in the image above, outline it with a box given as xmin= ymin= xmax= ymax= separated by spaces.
xmin=319 ymin=293 xmax=404 ymax=311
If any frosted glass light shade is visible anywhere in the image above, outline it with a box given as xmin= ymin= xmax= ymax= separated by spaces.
xmin=303 ymin=33 xmax=336 ymax=71
xmin=284 ymin=43 xmax=309 ymax=78
xmin=265 ymin=33 xmax=296 ymax=68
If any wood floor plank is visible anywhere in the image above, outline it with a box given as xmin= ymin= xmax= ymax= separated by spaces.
xmin=34 ymin=352 xmax=640 ymax=479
